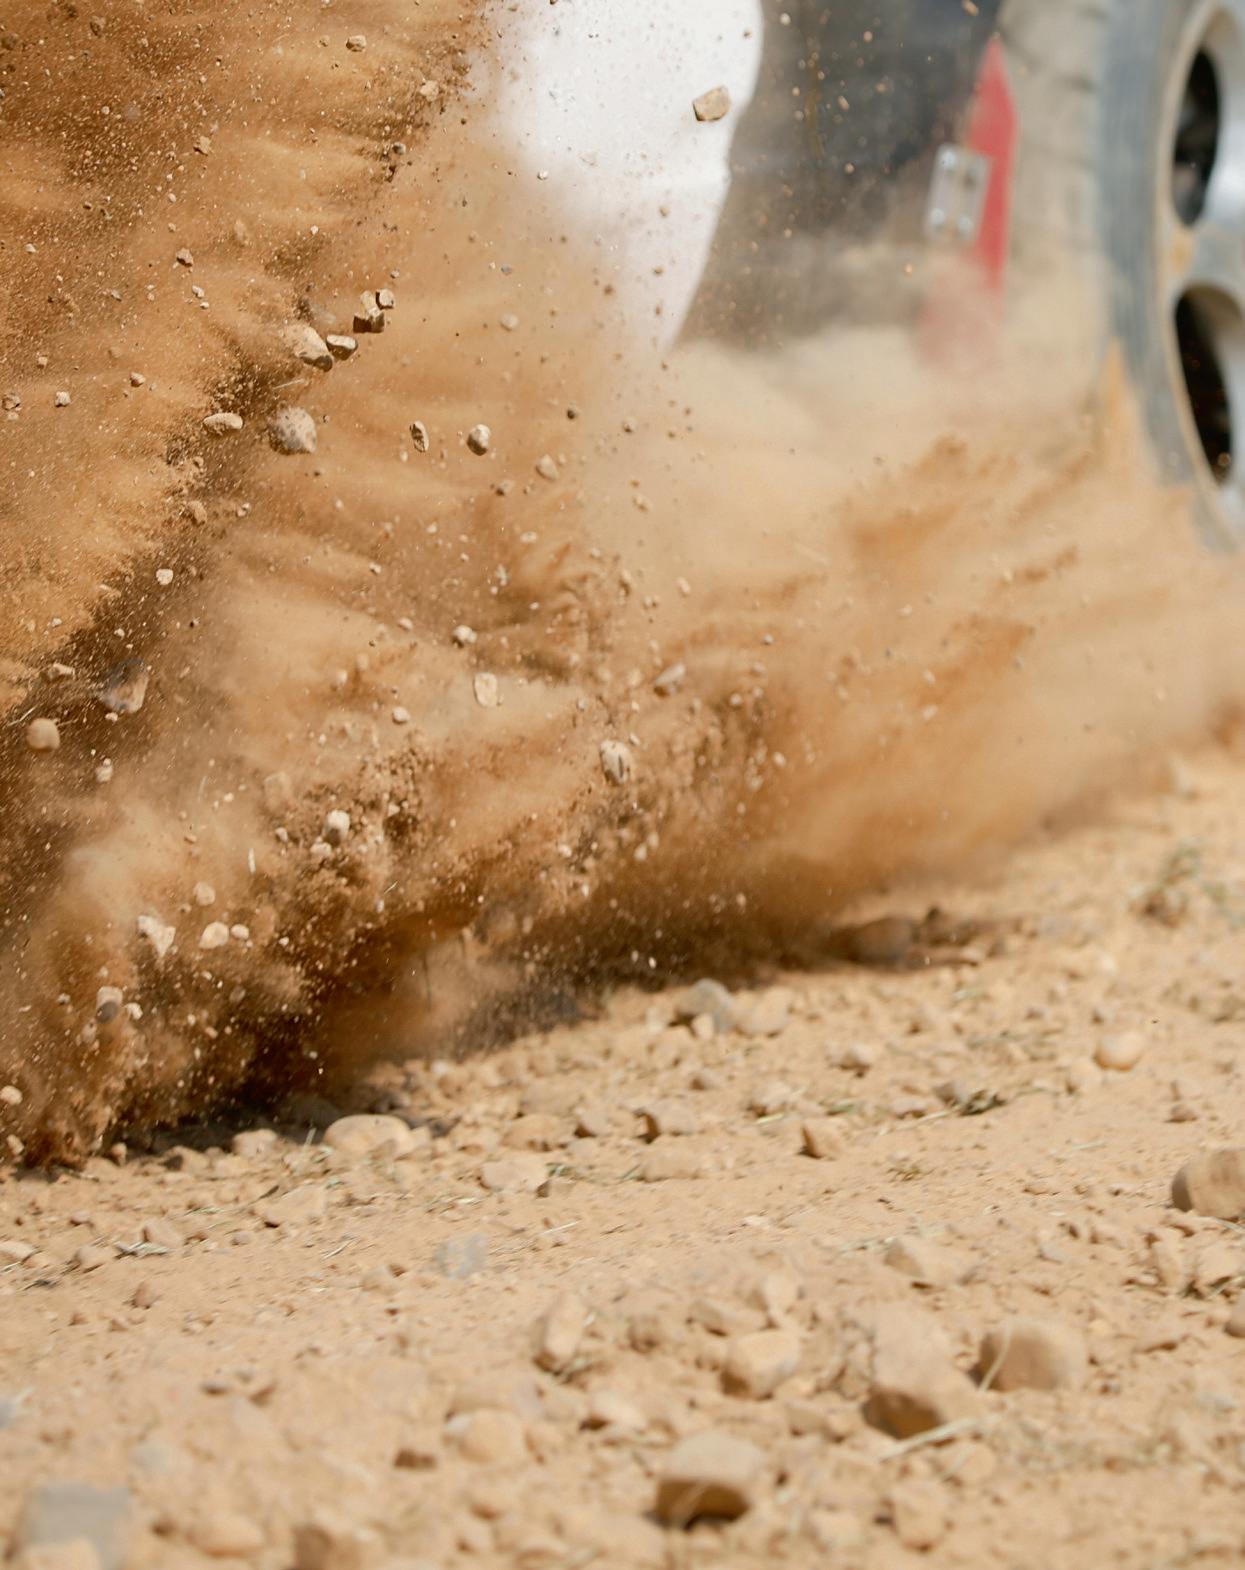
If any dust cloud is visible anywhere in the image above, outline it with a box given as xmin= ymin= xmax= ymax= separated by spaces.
xmin=0 ymin=0 xmax=1242 ymax=1162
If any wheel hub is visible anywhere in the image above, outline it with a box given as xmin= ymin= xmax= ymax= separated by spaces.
xmin=1162 ymin=0 xmax=1245 ymax=541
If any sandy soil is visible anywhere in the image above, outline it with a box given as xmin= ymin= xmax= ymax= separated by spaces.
xmin=6 ymin=3 xmax=1245 ymax=1565
xmin=4 ymin=735 xmax=1245 ymax=1569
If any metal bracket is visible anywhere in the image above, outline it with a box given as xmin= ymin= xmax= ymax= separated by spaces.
xmin=925 ymin=144 xmax=993 ymax=247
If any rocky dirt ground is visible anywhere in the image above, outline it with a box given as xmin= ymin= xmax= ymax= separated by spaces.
xmin=5 ymin=736 xmax=1245 ymax=1570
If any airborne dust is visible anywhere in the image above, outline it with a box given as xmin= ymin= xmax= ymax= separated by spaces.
xmin=1 ymin=0 xmax=1242 ymax=1162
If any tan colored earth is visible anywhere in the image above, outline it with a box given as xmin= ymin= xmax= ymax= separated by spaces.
xmin=6 ymin=1 xmax=1245 ymax=1566
xmin=4 ymin=737 xmax=1245 ymax=1570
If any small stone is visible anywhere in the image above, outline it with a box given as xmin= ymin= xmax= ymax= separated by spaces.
xmin=194 ymin=135 xmax=212 ymax=155
xmin=1149 ymin=1235 xmax=1189 ymax=1294
xmin=232 ymin=1129 xmax=278 ymax=1159
xmin=256 ymin=1184 xmax=327 ymax=1227
xmin=1066 ymin=1057 xmax=1103 ymax=1094
xmin=692 ymin=86 xmax=731 ymax=122
xmin=142 ymin=1217 xmax=183 ymax=1249
xmin=1095 ymin=1032 xmax=1145 ymax=1071
xmin=0 ymin=1240 xmax=37 ymax=1263
xmin=392 ymin=706 xmax=411 ymax=726
xmin=1172 ymin=1149 xmax=1245 ymax=1219
xmin=74 ymin=1244 xmax=114 ymax=1272
xmin=269 ymin=406 xmax=317 ymax=454
xmin=376 ymin=288 xmax=396 ymax=310
xmin=534 ymin=454 xmax=558 ymax=481
xmin=136 ymin=914 xmax=175 ymax=959
xmin=722 ymin=1329 xmax=800 ymax=1399
xmin=26 ymin=718 xmax=60 ymax=752
xmin=641 ymin=1101 xmax=698 ymax=1139
xmin=499 ymin=313 xmax=519 ymax=332
xmin=324 ymin=1114 xmax=417 ymax=1159
xmin=976 ymin=1317 xmax=1088 ymax=1392
xmin=653 ymin=663 xmax=686 ymax=697
xmin=129 ymin=372 xmax=145 ymax=387
xmin=46 ymin=663 xmax=75 ymax=681
xmin=672 ymin=979 xmax=736 ymax=1033
xmin=655 ymin=1430 xmax=765 ymax=1525
xmin=534 ymin=1292 xmax=588 ymax=1373
xmin=323 ymin=808 xmax=351 ymax=846
xmin=1225 ymin=1300 xmax=1245 ymax=1338
xmin=54 ymin=390 xmax=71 ymax=407
xmin=193 ymin=882 xmax=216 ymax=907
xmin=409 ymin=420 xmax=430 ymax=452
xmin=1192 ymin=1240 xmax=1242 ymax=1296
xmin=98 ymin=659 xmax=149 ymax=715
xmin=584 ymin=1390 xmax=645 ymax=1432
xmin=749 ymin=1079 xmax=795 ymax=1116
xmin=283 ymin=323 xmax=334 ymax=371
xmin=888 ymin=1480 xmax=949 ymax=1552
xmin=175 ymin=248 xmax=194 ymax=267
xmin=466 ymin=423 xmax=491 ymax=455
xmin=452 ymin=624 xmax=477 ymax=647
xmin=837 ymin=1041 xmax=879 ymax=1073
xmin=199 ymin=922 xmax=230 ymax=950
xmin=473 ymin=672 xmax=500 ymax=708
xmin=599 ymin=739 xmax=633 ymax=784
xmin=155 ymin=568 xmax=174 ymax=587
xmin=740 ymin=987 xmax=792 ymax=1037
xmin=453 ymin=1409 xmax=528 ymax=1465
xmin=435 ymin=1232 xmax=489 ymax=1279
xmin=293 ymin=1512 xmax=380 ymax=1570
xmin=573 ymin=1104 xmax=612 ymax=1138
xmin=640 ymin=1143 xmax=704 ymax=1182
xmin=344 ymin=34 xmax=367 ymax=51
xmin=203 ymin=411 xmax=243 ymax=435
xmin=865 ymin=1307 xmax=982 ymax=1438
xmin=0 ymin=1085 xmax=22 ymax=1106
xmin=325 ymin=334 xmax=358 ymax=360
xmin=884 ymin=1236 xmax=973 ymax=1289
xmin=190 ymin=1513 xmax=265 ymax=1558
xmin=800 ymin=1119 xmax=843 ymax=1160
xmin=480 ymin=1153 xmax=547 ymax=1194
xmin=353 ymin=292 xmax=385 ymax=334
xmin=14 ymin=1484 xmax=130 ymax=1570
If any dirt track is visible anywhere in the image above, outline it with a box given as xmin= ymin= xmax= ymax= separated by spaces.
xmin=6 ymin=2 xmax=1245 ymax=1564
xmin=5 ymin=736 xmax=1245 ymax=1569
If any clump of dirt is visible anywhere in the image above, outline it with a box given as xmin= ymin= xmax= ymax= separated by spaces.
xmin=2 ymin=0 xmax=1245 ymax=1163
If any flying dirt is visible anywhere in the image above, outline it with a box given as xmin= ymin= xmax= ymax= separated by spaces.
xmin=2 ymin=0 xmax=1245 ymax=1166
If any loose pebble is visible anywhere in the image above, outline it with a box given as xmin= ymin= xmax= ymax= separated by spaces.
xmin=293 ymin=1512 xmax=381 ymax=1570
xmin=599 ymin=739 xmax=633 ymax=784
xmin=268 ymin=406 xmax=317 ymax=454
xmin=800 ymin=1119 xmax=843 ymax=1160
xmin=325 ymin=334 xmax=358 ymax=360
xmin=888 ymin=1480 xmax=949 ymax=1552
xmin=199 ymin=922 xmax=230 ymax=950
xmin=885 ymin=1235 xmax=973 ymax=1288
xmin=409 ymin=420 xmax=430 ymax=452
xmin=722 ymin=1329 xmax=800 ymax=1399
xmin=466 ymin=423 xmax=491 ymax=455
xmin=479 ymin=1153 xmax=547 ymax=1194
xmin=1095 ymin=1032 xmax=1146 ymax=1071
xmin=190 ymin=1513 xmax=265 ymax=1558
xmin=1172 ymin=1149 xmax=1245 ymax=1219
xmin=655 ymin=1430 xmax=765 ymax=1525
xmin=534 ymin=1292 xmax=588 ymax=1373
xmin=202 ymin=411 xmax=243 ymax=435
xmin=26 ymin=718 xmax=60 ymax=752
xmin=323 ymin=1114 xmax=417 ymax=1159
xmin=692 ymin=86 xmax=732 ymax=122
xmin=323 ymin=809 xmax=351 ymax=846
xmin=976 ymin=1317 xmax=1088 ymax=1392
xmin=865 ymin=1308 xmax=982 ymax=1438
xmin=283 ymin=324 xmax=334 ymax=371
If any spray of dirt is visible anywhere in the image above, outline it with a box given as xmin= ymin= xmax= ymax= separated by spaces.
xmin=1 ymin=0 xmax=1243 ymax=1162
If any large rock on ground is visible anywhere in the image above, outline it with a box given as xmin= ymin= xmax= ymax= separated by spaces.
xmin=1171 ymin=1149 xmax=1245 ymax=1219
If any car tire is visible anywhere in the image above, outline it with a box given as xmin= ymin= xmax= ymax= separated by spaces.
xmin=1002 ymin=0 xmax=1245 ymax=550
